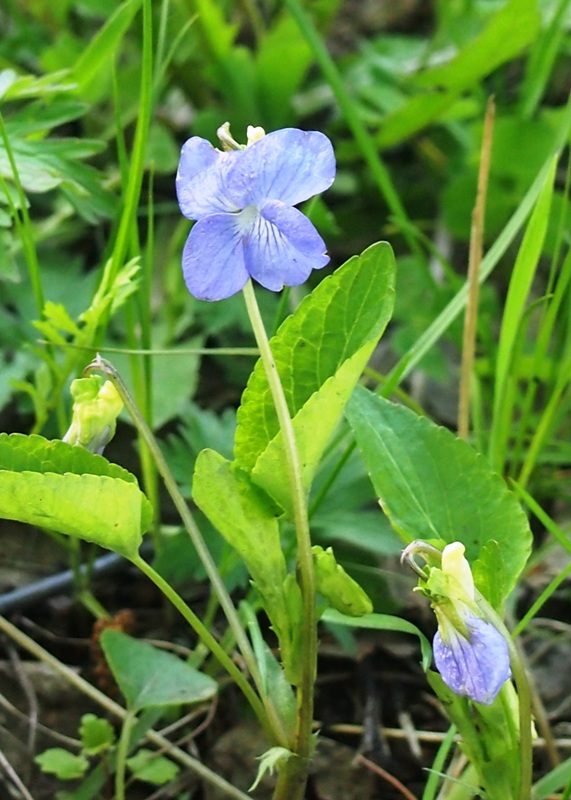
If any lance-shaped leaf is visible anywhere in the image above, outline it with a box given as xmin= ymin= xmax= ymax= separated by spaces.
xmin=0 ymin=433 xmax=152 ymax=558
xmin=193 ymin=450 xmax=290 ymax=636
xmin=235 ymin=242 xmax=395 ymax=512
xmin=345 ymin=387 xmax=531 ymax=606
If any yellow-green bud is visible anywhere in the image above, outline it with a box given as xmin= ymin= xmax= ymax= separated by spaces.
xmin=63 ymin=375 xmax=123 ymax=455
xmin=312 ymin=545 xmax=372 ymax=617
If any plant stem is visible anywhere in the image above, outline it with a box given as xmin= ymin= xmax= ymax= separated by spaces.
xmin=478 ymin=600 xmax=533 ymax=800
xmin=0 ymin=615 xmax=251 ymax=800
xmin=0 ymin=113 xmax=44 ymax=317
xmin=458 ymin=97 xmax=495 ymax=440
xmin=84 ymin=356 xmax=287 ymax=746
xmin=107 ymin=0 xmax=153 ymax=288
xmin=242 ymin=280 xmax=317 ymax=799
xmin=115 ymin=709 xmax=135 ymax=800
xmin=129 ymin=553 xmax=267 ymax=728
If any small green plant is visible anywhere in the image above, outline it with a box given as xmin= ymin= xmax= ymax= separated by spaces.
xmin=35 ymin=634 xmax=217 ymax=797
xmin=35 ymin=713 xmax=115 ymax=782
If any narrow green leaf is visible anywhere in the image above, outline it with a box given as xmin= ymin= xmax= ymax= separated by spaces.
xmin=322 ymin=608 xmax=432 ymax=671
xmin=345 ymin=387 xmax=532 ymax=605
xmin=520 ymin=0 xmax=570 ymax=118
xmin=6 ymin=100 xmax=89 ymax=136
xmin=192 ymin=450 xmax=289 ymax=631
xmin=100 ymin=630 xmax=218 ymax=712
xmin=1 ymin=70 xmax=75 ymax=102
xmin=235 ymin=242 xmax=395 ymax=473
xmin=416 ymin=0 xmax=540 ymax=92
xmin=532 ymin=756 xmax=571 ymax=800
xmin=489 ymin=156 xmax=557 ymax=471
xmin=72 ymin=0 xmax=143 ymax=94
xmin=377 ymin=92 xmax=459 ymax=150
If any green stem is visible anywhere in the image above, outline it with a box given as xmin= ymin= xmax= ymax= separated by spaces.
xmin=242 ymin=281 xmax=317 ymax=798
xmin=129 ymin=553 xmax=266 ymax=727
xmin=0 ymin=615 xmax=251 ymax=800
xmin=115 ymin=709 xmax=135 ymax=800
xmin=0 ymin=113 xmax=44 ymax=316
xmin=77 ymin=590 xmax=108 ymax=620
xmin=107 ymin=0 xmax=153 ymax=287
xmin=85 ymin=356 xmax=287 ymax=746
xmin=507 ymin=639 xmax=533 ymax=800
xmin=477 ymin=600 xmax=533 ymax=800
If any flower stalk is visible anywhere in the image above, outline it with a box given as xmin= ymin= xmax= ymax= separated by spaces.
xmin=402 ymin=541 xmax=533 ymax=799
xmin=84 ymin=355 xmax=288 ymax=748
xmin=242 ymin=280 xmax=317 ymax=799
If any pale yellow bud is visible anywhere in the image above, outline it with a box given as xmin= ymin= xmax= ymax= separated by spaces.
xmin=441 ymin=542 xmax=475 ymax=602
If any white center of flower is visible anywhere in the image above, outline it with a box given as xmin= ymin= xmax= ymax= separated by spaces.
xmin=234 ymin=205 xmax=260 ymax=236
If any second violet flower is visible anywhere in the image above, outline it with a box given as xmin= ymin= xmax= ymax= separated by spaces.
xmin=403 ymin=541 xmax=511 ymax=706
xmin=176 ymin=126 xmax=336 ymax=302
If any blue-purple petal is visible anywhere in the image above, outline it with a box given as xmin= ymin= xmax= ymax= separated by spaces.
xmin=433 ymin=616 xmax=511 ymax=705
xmin=226 ymin=129 xmax=335 ymax=209
xmin=182 ymin=214 xmax=249 ymax=301
xmin=243 ymin=202 xmax=329 ymax=291
xmin=176 ymin=138 xmax=240 ymax=219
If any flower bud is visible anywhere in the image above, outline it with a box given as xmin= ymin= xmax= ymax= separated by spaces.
xmin=63 ymin=375 xmax=123 ymax=455
xmin=312 ymin=545 xmax=372 ymax=616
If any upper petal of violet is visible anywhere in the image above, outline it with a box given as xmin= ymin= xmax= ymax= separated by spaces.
xmin=433 ymin=614 xmax=511 ymax=705
xmin=176 ymin=137 xmax=240 ymax=220
xmin=225 ymin=128 xmax=335 ymax=209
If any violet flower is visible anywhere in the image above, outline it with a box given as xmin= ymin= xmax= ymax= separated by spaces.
xmin=176 ymin=126 xmax=335 ymax=301
xmin=432 ymin=605 xmax=511 ymax=705
xmin=431 ymin=543 xmax=511 ymax=705
xmin=402 ymin=541 xmax=511 ymax=706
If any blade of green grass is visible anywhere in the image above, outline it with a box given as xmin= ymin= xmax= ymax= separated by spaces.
xmin=511 ymin=161 xmax=571 ymax=475
xmin=382 ymin=151 xmax=566 ymax=397
xmin=519 ymin=0 xmax=571 ymax=119
xmin=72 ymin=0 xmax=143 ymax=94
xmin=282 ymin=0 xmax=422 ymax=258
xmin=488 ymin=156 xmax=557 ymax=472
xmin=422 ymin=725 xmax=458 ymax=800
